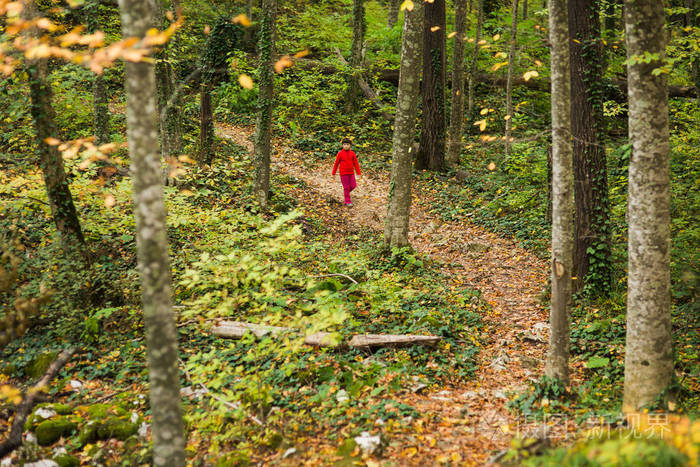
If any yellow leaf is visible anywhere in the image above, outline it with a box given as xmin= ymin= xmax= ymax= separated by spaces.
xmin=203 ymin=25 xmax=211 ymax=34
xmin=430 ymin=26 xmax=441 ymax=32
xmin=232 ymin=14 xmax=252 ymax=27
xmin=493 ymin=34 xmax=501 ymax=41
xmin=104 ymin=194 xmax=116 ymax=208
xmin=448 ymin=31 xmax=457 ymax=39
xmin=573 ymin=39 xmax=581 ymax=44
xmin=178 ymin=155 xmax=196 ymax=164
xmin=480 ymin=108 xmax=489 ymax=115
xmin=400 ymin=0 xmax=414 ymax=11
xmin=504 ymin=114 xmax=511 ymax=121
xmin=473 ymin=119 xmax=487 ymax=131
xmin=523 ymin=70 xmax=539 ymax=81
xmin=491 ymin=62 xmax=507 ymax=71
xmin=293 ymin=49 xmax=310 ymax=58
xmin=238 ymin=74 xmax=253 ymax=89
xmin=488 ymin=162 xmax=496 ymax=171
xmin=494 ymin=51 xmax=507 ymax=59
xmin=478 ymin=39 xmax=487 ymax=45
xmin=535 ymin=60 xmax=543 ymax=67
xmin=274 ymin=55 xmax=294 ymax=73
xmin=45 ymin=137 xmax=61 ymax=146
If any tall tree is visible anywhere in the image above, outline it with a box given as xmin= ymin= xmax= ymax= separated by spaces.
xmin=416 ymin=0 xmax=446 ymax=171
xmin=117 ymin=0 xmax=186 ymax=464
xmin=622 ymin=0 xmax=672 ymax=413
xmin=84 ymin=1 xmax=110 ymax=145
xmin=24 ymin=2 xmax=87 ymax=254
xmin=446 ymin=0 xmax=468 ymax=167
xmin=467 ymin=0 xmax=484 ymax=120
xmin=569 ymin=0 xmax=611 ymax=295
xmin=684 ymin=0 xmax=700 ymax=106
xmin=545 ymin=0 xmax=573 ymax=385
xmin=346 ymin=0 xmax=366 ymax=111
xmin=384 ymin=0 xmax=424 ymax=248
xmin=254 ymin=0 xmax=276 ymax=208
xmin=504 ymin=0 xmax=519 ymax=157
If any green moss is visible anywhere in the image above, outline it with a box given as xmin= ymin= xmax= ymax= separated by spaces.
xmin=262 ymin=431 xmax=283 ymax=449
xmin=53 ymin=453 xmax=80 ymax=467
xmin=77 ymin=420 xmax=98 ymax=446
xmin=96 ymin=417 xmax=138 ymax=440
xmin=85 ymin=403 xmax=126 ymax=420
xmin=215 ymin=451 xmax=251 ymax=467
xmin=40 ymin=402 xmax=73 ymax=415
xmin=35 ymin=417 xmax=77 ymax=446
xmin=27 ymin=351 xmax=58 ymax=379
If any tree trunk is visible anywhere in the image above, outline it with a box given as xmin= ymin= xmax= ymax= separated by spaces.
xmin=416 ymin=0 xmax=446 ymax=171
xmin=545 ymin=0 xmax=572 ymax=385
xmin=117 ymin=1 xmax=186 ymax=465
xmin=467 ymin=0 xmax=484 ymax=120
xmin=522 ymin=0 xmax=528 ymax=19
xmin=384 ymin=0 xmax=423 ymax=248
xmin=684 ymin=0 xmax=700 ymax=106
xmin=93 ymin=74 xmax=110 ymax=145
xmin=622 ymin=0 xmax=673 ymax=413
xmin=388 ymin=0 xmax=400 ymax=28
xmin=569 ymin=0 xmax=611 ymax=295
xmin=199 ymin=83 xmax=214 ymax=164
xmin=346 ymin=0 xmax=366 ymax=111
xmin=244 ymin=0 xmax=254 ymax=48
xmin=446 ymin=0 xmax=468 ymax=167
xmin=504 ymin=0 xmax=519 ymax=157
xmin=254 ymin=0 xmax=276 ymax=209
xmin=24 ymin=2 xmax=86 ymax=254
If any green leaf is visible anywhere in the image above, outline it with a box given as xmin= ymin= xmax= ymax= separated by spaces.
xmin=585 ymin=356 xmax=609 ymax=369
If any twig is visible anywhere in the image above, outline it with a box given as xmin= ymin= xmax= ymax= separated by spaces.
xmin=0 ymin=347 xmax=75 ymax=458
xmin=311 ymin=273 xmax=359 ymax=284
xmin=178 ymin=359 xmax=263 ymax=426
xmin=93 ymin=388 xmax=130 ymax=404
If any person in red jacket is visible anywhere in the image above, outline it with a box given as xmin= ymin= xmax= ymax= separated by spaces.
xmin=332 ymin=138 xmax=362 ymax=206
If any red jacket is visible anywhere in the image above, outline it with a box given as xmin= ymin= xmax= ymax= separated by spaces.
xmin=332 ymin=149 xmax=362 ymax=176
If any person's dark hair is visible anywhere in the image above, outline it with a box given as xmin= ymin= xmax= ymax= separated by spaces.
xmin=342 ymin=138 xmax=352 ymax=145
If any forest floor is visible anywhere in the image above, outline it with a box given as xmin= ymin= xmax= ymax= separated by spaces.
xmin=217 ymin=124 xmax=568 ymax=465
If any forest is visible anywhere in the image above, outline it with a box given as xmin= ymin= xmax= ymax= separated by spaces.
xmin=0 ymin=0 xmax=698 ymax=465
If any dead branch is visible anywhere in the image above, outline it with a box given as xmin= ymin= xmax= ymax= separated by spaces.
xmin=211 ymin=320 xmax=442 ymax=349
xmin=0 ymin=347 xmax=75 ymax=458
xmin=311 ymin=273 xmax=359 ymax=284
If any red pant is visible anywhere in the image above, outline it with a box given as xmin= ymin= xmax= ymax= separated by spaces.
xmin=340 ymin=174 xmax=357 ymax=204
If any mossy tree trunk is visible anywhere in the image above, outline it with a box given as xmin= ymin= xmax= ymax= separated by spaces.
xmin=504 ymin=0 xmax=519 ymax=157
xmin=416 ymin=0 xmax=446 ymax=171
xmin=254 ymin=0 xmax=276 ymax=209
xmin=199 ymin=82 xmax=214 ymax=164
xmin=384 ymin=0 xmax=423 ymax=248
xmin=387 ymin=0 xmax=400 ymax=28
xmin=545 ymin=0 xmax=572 ymax=385
xmin=569 ymin=0 xmax=611 ymax=295
xmin=622 ymin=0 xmax=673 ymax=413
xmin=446 ymin=0 xmax=468 ymax=167
xmin=467 ymin=0 xmax=484 ymax=120
xmin=117 ymin=1 xmax=186 ymax=464
xmin=24 ymin=2 xmax=86 ymax=256
xmin=84 ymin=1 xmax=110 ymax=145
xmin=346 ymin=0 xmax=366 ymax=111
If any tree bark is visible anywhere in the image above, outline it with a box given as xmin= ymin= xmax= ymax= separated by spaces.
xmin=569 ymin=0 xmax=611 ymax=295
xmin=504 ymin=0 xmax=520 ymax=157
xmin=545 ymin=0 xmax=572 ymax=385
xmin=416 ymin=0 xmax=446 ymax=171
xmin=384 ymin=0 xmax=423 ymax=248
xmin=93 ymin=74 xmax=110 ymax=145
xmin=684 ymin=0 xmax=700 ymax=106
xmin=346 ymin=0 xmax=366 ymax=111
xmin=522 ymin=0 xmax=528 ymax=19
xmin=446 ymin=0 xmax=468 ymax=167
xmin=254 ymin=0 xmax=276 ymax=209
xmin=622 ymin=0 xmax=673 ymax=413
xmin=117 ymin=1 xmax=186 ymax=465
xmin=467 ymin=0 xmax=484 ymax=120
xmin=388 ymin=0 xmax=400 ymax=28
xmin=199 ymin=83 xmax=214 ymax=164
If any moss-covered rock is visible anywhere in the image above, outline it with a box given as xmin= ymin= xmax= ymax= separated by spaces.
xmin=77 ymin=420 xmax=98 ymax=446
xmin=35 ymin=417 xmax=77 ymax=445
xmin=25 ymin=403 xmax=75 ymax=431
xmin=262 ymin=430 xmax=283 ymax=449
xmin=215 ymin=451 xmax=251 ymax=467
xmin=85 ymin=403 xmax=126 ymax=420
xmin=27 ymin=351 xmax=58 ymax=379
xmin=96 ymin=417 xmax=138 ymax=440
xmin=53 ymin=453 xmax=80 ymax=467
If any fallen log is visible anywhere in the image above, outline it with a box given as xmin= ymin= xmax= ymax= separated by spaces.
xmin=211 ymin=320 xmax=441 ymax=349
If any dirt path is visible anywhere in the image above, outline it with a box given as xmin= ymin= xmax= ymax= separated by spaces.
xmin=218 ymin=125 xmax=552 ymax=465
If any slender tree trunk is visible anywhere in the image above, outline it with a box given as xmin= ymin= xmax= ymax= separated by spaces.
xmin=417 ymin=0 xmax=446 ymax=171
xmin=684 ymin=0 xmax=700 ymax=106
xmin=93 ymin=75 xmax=110 ymax=145
xmin=118 ymin=1 xmax=186 ymax=465
xmin=254 ymin=0 xmax=276 ymax=208
xmin=24 ymin=2 xmax=86 ymax=254
xmin=384 ymin=0 xmax=424 ymax=248
xmin=199 ymin=83 xmax=214 ymax=164
xmin=244 ymin=0 xmax=254 ymax=47
xmin=347 ymin=0 xmax=366 ymax=111
xmin=569 ymin=0 xmax=611 ymax=295
xmin=622 ymin=0 xmax=672 ymax=413
xmin=504 ymin=0 xmax=519 ymax=156
xmin=522 ymin=0 xmax=528 ymax=19
xmin=446 ymin=0 xmax=468 ymax=167
xmin=388 ymin=0 xmax=400 ymax=28
xmin=467 ymin=0 xmax=484 ymax=120
xmin=545 ymin=0 xmax=572 ymax=385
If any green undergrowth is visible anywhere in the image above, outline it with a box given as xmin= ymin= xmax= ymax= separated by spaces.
xmin=1 ymin=137 xmax=484 ymax=464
